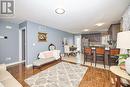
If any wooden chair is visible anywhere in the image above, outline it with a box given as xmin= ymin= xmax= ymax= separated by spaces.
xmin=95 ymin=47 xmax=105 ymax=68
xmin=108 ymin=48 xmax=120 ymax=66
xmin=84 ymin=47 xmax=93 ymax=65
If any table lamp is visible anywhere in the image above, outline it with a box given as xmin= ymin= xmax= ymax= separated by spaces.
xmin=117 ymin=31 xmax=130 ymax=74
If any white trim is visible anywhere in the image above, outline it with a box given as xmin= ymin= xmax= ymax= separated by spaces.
xmin=25 ymin=64 xmax=33 ymax=68
xmin=19 ymin=30 xmax=22 ymax=60
xmin=6 ymin=61 xmax=25 ymax=67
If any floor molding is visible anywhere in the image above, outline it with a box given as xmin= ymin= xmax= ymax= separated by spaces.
xmin=6 ymin=61 xmax=25 ymax=67
xmin=26 ymin=64 xmax=33 ymax=68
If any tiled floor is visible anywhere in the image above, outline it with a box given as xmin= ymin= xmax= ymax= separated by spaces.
xmin=62 ymin=53 xmax=110 ymax=70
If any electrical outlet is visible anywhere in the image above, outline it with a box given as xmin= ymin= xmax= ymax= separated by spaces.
xmin=6 ymin=57 xmax=11 ymax=60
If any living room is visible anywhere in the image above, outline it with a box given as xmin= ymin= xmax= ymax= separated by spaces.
xmin=0 ymin=0 xmax=130 ymax=87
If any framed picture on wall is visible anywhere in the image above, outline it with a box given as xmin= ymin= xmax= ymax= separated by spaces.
xmin=38 ymin=32 xmax=47 ymax=42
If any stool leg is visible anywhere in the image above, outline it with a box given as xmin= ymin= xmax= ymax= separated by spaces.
xmin=84 ymin=56 xmax=85 ymax=64
xmin=108 ymin=55 xmax=111 ymax=67
xmin=95 ymin=56 xmax=97 ymax=67
xmin=84 ymin=55 xmax=88 ymax=65
xmin=91 ymin=56 xmax=93 ymax=66
xmin=103 ymin=55 xmax=105 ymax=68
xmin=86 ymin=55 xmax=87 ymax=64
xmin=84 ymin=54 xmax=86 ymax=64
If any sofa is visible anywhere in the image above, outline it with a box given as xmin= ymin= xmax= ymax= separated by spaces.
xmin=33 ymin=50 xmax=61 ymax=67
xmin=0 ymin=64 xmax=23 ymax=87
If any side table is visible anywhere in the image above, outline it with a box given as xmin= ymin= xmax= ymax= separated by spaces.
xmin=110 ymin=66 xmax=130 ymax=87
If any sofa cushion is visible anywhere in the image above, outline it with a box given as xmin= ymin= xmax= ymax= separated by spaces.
xmin=1 ymin=77 xmax=22 ymax=87
xmin=0 ymin=64 xmax=6 ymax=71
xmin=0 ymin=70 xmax=12 ymax=81
xmin=33 ymin=57 xmax=55 ymax=66
xmin=44 ymin=51 xmax=53 ymax=58
xmin=0 ymin=82 xmax=4 ymax=87
xmin=0 ymin=70 xmax=23 ymax=87
xmin=39 ymin=51 xmax=53 ymax=59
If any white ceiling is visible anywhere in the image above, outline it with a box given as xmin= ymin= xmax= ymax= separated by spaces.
xmin=2 ymin=0 xmax=130 ymax=33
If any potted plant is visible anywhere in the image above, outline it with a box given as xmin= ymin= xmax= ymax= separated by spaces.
xmin=118 ymin=54 xmax=129 ymax=70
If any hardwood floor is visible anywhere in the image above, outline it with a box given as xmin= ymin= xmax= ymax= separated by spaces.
xmin=79 ymin=66 xmax=116 ymax=87
xmin=7 ymin=60 xmax=117 ymax=87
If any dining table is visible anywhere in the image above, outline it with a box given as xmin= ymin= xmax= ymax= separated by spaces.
xmin=69 ymin=46 xmax=77 ymax=56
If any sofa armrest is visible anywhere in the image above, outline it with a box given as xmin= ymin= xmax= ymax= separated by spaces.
xmin=0 ymin=64 xmax=6 ymax=71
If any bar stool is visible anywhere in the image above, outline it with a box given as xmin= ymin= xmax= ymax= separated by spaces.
xmin=95 ymin=47 xmax=105 ymax=68
xmin=84 ymin=47 xmax=93 ymax=65
xmin=108 ymin=48 xmax=120 ymax=66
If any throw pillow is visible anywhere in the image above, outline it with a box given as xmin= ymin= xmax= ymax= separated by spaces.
xmin=0 ymin=82 xmax=4 ymax=87
xmin=44 ymin=51 xmax=53 ymax=58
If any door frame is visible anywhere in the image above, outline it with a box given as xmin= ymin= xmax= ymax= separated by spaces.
xmin=19 ymin=27 xmax=27 ymax=62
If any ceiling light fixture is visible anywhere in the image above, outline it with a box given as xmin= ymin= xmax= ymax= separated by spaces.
xmin=96 ymin=23 xmax=105 ymax=26
xmin=83 ymin=29 xmax=89 ymax=31
xmin=55 ymin=8 xmax=65 ymax=14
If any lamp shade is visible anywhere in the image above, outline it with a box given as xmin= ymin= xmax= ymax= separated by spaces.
xmin=117 ymin=31 xmax=130 ymax=49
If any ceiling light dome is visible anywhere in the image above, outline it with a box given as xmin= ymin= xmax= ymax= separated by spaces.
xmin=55 ymin=8 xmax=65 ymax=14
xmin=96 ymin=23 xmax=105 ymax=26
xmin=83 ymin=29 xmax=89 ymax=31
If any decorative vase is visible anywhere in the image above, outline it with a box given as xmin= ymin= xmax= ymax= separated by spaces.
xmin=125 ymin=57 xmax=130 ymax=74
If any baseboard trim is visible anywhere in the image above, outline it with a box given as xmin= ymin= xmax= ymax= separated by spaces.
xmin=6 ymin=61 xmax=25 ymax=67
xmin=26 ymin=64 xmax=33 ymax=68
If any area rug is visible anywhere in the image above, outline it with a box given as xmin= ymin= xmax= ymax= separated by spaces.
xmin=25 ymin=62 xmax=87 ymax=87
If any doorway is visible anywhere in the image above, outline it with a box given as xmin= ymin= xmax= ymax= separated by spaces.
xmin=75 ymin=35 xmax=81 ymax=53
xmin=19 ymin=27 xmax=26 ymax=62
xmin=22 ymin=29 xmax=25 ymax=60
